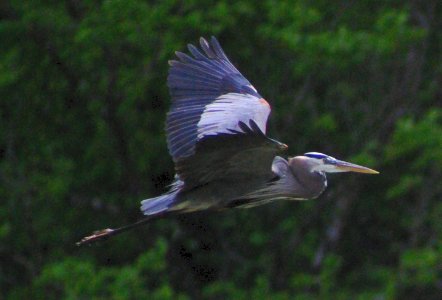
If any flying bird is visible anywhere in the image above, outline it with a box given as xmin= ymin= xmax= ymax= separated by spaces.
xmin=78 ymin=37 xmax=378 ymax=246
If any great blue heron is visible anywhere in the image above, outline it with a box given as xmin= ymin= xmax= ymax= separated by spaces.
xmin=78 ymin=37 xmax=378 ymax=246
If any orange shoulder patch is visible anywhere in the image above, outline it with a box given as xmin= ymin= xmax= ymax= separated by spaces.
xmin=259 ymin=98 xmax=270 ymax=107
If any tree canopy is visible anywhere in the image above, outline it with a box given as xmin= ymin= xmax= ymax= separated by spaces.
xmin=1 ymin=0 xmax=441 ymax=299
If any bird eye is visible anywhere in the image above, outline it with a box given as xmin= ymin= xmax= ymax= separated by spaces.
xmin=324 ymin=157 xmax=336 ymax=164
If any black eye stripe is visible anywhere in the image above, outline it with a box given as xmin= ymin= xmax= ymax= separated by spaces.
xmin=304 ymin=153 xmax=327 ymax=159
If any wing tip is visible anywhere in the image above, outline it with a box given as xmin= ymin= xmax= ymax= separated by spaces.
xmin=199 ymin=36 xmax=209 ymax=46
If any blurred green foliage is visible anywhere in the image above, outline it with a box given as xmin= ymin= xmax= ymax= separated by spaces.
xmin=1 ymin=0 xmax=441 ymax=299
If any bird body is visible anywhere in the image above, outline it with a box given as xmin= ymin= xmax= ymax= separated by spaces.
xmin=141 ymin=125 xmax=288 ymax=214
xmin=140 ymin=153 xmax=343 ymax=215
xmin=77 ymin=36 xmax=378 ymax=246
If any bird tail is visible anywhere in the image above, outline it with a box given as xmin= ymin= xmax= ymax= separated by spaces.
xmin=140 ymin=179 xmax=182 ymax=215
xmin=140 ymin=192 xmax=177 ymax=215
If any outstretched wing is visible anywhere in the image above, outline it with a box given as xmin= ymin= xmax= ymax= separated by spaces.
xmin=167 ymin=36 xmax=271 ymax=160
xmin=166 ymin=37 xmax=282 ymax=190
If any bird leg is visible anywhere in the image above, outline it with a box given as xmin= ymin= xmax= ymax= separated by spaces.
xmin=76 ymin=212 xmax=172 ymax=246
xmin=76 ymin=228 xmax=116 ymax=246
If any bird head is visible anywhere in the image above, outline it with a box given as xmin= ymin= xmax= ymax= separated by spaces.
xmin=302 ymin=152 xmax=379 ymax=174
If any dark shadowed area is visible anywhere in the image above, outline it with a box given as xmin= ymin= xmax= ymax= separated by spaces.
xmin=1 ymin=1 xmax=441 ymax=299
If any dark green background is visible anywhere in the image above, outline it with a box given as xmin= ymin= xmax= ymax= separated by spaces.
xmin=1 ymin=0 xmax=441 ymax=299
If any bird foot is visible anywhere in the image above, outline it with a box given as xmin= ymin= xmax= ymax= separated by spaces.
xmin=76 ymin=228 xmax=114 ymax=246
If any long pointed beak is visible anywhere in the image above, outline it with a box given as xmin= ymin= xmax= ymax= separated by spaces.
xmin=335 ymin=160 xmax=379 ymax=174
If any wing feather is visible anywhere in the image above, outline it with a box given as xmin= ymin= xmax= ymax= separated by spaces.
xmin=175 ymin=121 xmax=287 ymax=190
xmin=165 ymin=36 xmax=280 ymax=189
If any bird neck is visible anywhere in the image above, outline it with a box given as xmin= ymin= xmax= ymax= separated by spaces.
xmin=289 ymin=158 xmax=327 ymax=199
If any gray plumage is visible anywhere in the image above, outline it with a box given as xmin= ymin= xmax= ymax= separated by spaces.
xmin=140 ymin=37 xmax=377 ymax=216
xmin=77 ymin=37 xmax=378 ymax=246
